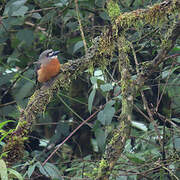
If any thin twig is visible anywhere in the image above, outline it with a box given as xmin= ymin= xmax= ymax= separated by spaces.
xmin=130 ymin=43 xmax=140 ymax=74
xmin=57 ymin=94 xmax=92 ymax=128
xmin=141 ymin=90 xmax=163 ymax=148
xmin=134 ymin=104 xmax=151 ymax=122
xmin=25 ymin=21 xmax=47 ymax=34
xmin=75 ymin=0 xmax=88 ymax=55
xmin=42 ymin=109 xmax=100 ymax=166
xmin=156 ymin=62 xmax=175 ymax=112
xmin=152 ymin=20 xmax=180 ymax=66
xmin=27 ymin=7 xmax=57 ymax=14
xmin=0 ymin=101 xmax=16 ymax=107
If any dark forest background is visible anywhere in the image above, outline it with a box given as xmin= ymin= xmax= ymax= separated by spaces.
xmin=0 ymin=0 xmax=180 ymax=179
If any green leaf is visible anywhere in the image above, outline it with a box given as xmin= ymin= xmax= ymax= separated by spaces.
xmin=162 ymin=66 xmax=180 ymax=79
xmin=43 ymin=163 xmax=62 ymax=179
xmin=27 ymin=163 xmax=37 ymax=178
xmin=0 ymin=105 xmax=16 ymax=117
xmin=94 ymin=69 xmax=103 ymax=76
xmin=0 ymin=73 xmax=15 ymax=86
xmin=174 ymin=136 xmax=180 ymax=151
xmin=54 ymin=2 xmax=64 ymax=7
xmin=0 ymin=120 xmax=15 ymax=129
xmin=63 ymin=10 xmax=77 ymax=24
xmin=15 ymin=81 xmax=34 ymax=102
xmin=90 ymin=76 xmax=97 ymax=85
xmin=97 ymin=107 xmax=115 ymax=125
xmin=0 ymin=159 xmax=8 ymax=180
xmin=40 ymin=11 xmax=56 ymax=24
xmin=162 ymin=70 xmax=170 ymax=79
xmin=0 ymin=129 xmax=14 ymax=143
xmin=3 ymin=0 xmax=28 ymax=17
xmin=131 ymin=121 xmax=147 ymax=131
xmin=113 ymin=85 xmax=121 ymax=96
xmin=88 ymin=88 xmax=96 ymax=113
xmin=6 ymin=17 xmax=25 ymax=26
xmin=65 ymin=167 xmax=79 ymax=172
xmin=95 ymin=0 xmax=106 ymax=7
xmin=36 ymin=162 xmax=49 ymax=177
xmin=126 ymin=154 xmax=145 ymax=164
xmin=116 ymin=175 xmax=137 ymax=180
xmin=55 ymin=0 xmax=68 ymax=7
xmin=97 ymin=100 xmax=115 ymax=125
xmin=94 ymin=128 xmax=106 ymax=151
xmin=16 ymin=29 xmax=34 ymax=46
xmin=94 ymin=69 xmax=104 ymax=81
xmin=8 ymin=168 xmax=23 ymax=180
xmin=0 ymin=35 xmax=8 ymax=44
xmin=178 ymin=56 xmax=180 ymax=63
xmin=31 ymin=13 xmax=42 ymax=19
xmin=7 ymin=57 xmax=20 ymax=66
xmin=12 ymin=5 xmax=28 ymax=16
xmin=73 ymin=41 xmax=84 ymax=54
xmin=83 ymin=155 xmax=92 ymax=160
xmin=100 ymin=83 xmax=113 ymax=92
xmin=99 ymin=12 xmax=110 ymax=20
xmin=172 ymin=118 xmax=180 ymax=123
xmin=106 ymin=100 xmax=115 ymax=106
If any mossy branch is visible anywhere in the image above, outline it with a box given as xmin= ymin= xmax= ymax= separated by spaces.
xmin=96 ymin=36 xmax=134 ymax=180
xmin=3 ymin=0 xmax=180 ymax=167
xmin=114 ymin=0 xmax=179 ymax=29
xmin=2 ymin=37 xmax=100 ymax=164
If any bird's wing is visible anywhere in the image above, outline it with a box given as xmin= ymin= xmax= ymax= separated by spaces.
xmin=34 ymin=62 xmax=41 ymax=88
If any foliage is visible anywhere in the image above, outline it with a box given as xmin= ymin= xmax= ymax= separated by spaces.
xmin=0 ymin=121 xmax=23 ymax=180
xmin=0 ymin=159 xmax=24 ymax=180
xmin=0 ymin=0 xmax=180 ymax=179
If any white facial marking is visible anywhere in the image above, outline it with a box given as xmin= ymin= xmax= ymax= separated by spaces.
xmin=50 ymin=55 xmax=58 ymax=59
xmin=48 ymin=52 xmax=54 ymax=57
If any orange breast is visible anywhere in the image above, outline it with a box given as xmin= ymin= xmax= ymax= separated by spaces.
xmin=37 ymin=58 xmax=60 ymax=83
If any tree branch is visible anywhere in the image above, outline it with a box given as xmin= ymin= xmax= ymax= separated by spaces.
xmin=3 ymin=0 xmax=180 ymax=168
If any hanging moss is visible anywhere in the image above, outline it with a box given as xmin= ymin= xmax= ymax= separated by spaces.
xmin=107 ymin=1 xmax=121 ymax=20
xmin=115 ymin=0 xmax=180 ymax=30
xmin=3 ymin=136 xmax=25 ymax=165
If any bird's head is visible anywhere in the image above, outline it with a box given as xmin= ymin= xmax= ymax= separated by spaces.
xmin=37 ymin=49 xmax=60 ymax=65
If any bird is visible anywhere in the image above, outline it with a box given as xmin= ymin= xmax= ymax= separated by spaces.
xmin=35 ymin=49 xmax=60 ymax=83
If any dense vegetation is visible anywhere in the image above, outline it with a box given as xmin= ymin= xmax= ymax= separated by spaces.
xmin=0 ymin=0 xmax=180 ymax=179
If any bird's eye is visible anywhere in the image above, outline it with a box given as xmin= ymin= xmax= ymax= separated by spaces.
xmin=47 ymin=51 xmax=54 ymax=57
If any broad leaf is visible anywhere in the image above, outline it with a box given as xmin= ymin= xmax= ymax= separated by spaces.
xmin=95 ymin=128 xmax=106 ymax=151
xmin=88 ymin=88 xmax=96 ymax=113
xmin=97 ymin=100 xmax=115 ymax=125
xmin=8 ymin=168 xmax=23 ymax=180
xmin=43 ymin=163 xmax=62 ymax=179
xmin=100 ymin=83 xmax=113 ymax=92
xmin=0 ymin=159 xmax=8 ymax=180
xmin=73 ymin=41 xmax=84 ymax=54
xmin=16 ymin=29 xmax=34 ymax=46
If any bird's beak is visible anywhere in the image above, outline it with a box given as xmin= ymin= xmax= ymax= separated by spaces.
xmin=53 ymin=50 xmax=60 ymax=56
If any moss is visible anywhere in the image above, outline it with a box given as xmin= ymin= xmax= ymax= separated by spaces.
xmin=98 ymin=34 xmax=114 ymax=56
xmin=3 ymin=137 xmax=25 ymax=164
xmin=85 ymin=167 xmax=98 ymax=178
xmin=16 ymin=118 xmax=27 ymax=127
xmin=98 ymin=158 xmax=109 ymax=176
xmin=107 ymin=1 xmax=121 ymax=20
xmin=85 ymin=161 xmax=109 ymax=179
xmin=99 ymin=159 xmax=107 ymax=169
xmin=161 ymin=39 xmax=172 ymax=50
xmin=28 ymin=91 xmax=37 ymax=103
xmin=114 ymin=0 xmax=179 ymax=31
xmin=109 ymin=130 xmax=119 ymax=145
